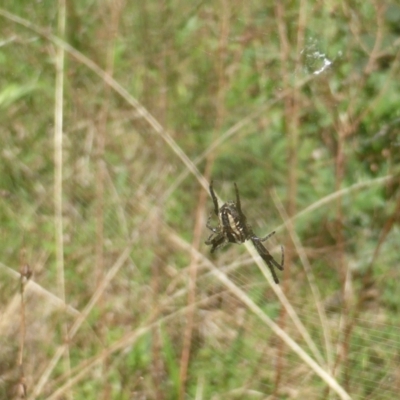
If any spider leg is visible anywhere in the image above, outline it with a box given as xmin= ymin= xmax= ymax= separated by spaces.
xmin=234 ymin=182 xmax=240 ymax=207
xmin=252 ymin=233 xmax=283 ymax=270
xmin=206 ymin=212 xmax=219 ymax=233
xmin=205 ymin=232 xmax=227 ymax=253
xmin=234 ymin=182 xmax=243 ymax=217
xmin=251 ymin=238 xmax=283 ymax=284
xmin=267 ymin=246 xmax=284 ymax=271
xmin=257 ymin=231 xmax=276 ymax=242
xmin=209 ymin=180 xmax=219 ymax=216
xmin=205 ymin=232 xmax=216 ymax=246
xmin=234 ymin=182 xmax=251 ymax=238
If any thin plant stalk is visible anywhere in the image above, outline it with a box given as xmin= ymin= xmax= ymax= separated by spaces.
xmin=272 ymin=191 xmax=334 ymax=371
xmin=53 ymin=1 xmax=72 ymax=399
xmin=17 ymin=263 xmax=32 ymax=398
xmin=273 ymin=0 xmax=307 ymax=393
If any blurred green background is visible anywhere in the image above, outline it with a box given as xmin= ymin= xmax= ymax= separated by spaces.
xmin=0 ymin=1 xmax=399 ymax=399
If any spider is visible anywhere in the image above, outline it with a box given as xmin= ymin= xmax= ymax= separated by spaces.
xmin=205 ymin=180 xmax=284 ymax=284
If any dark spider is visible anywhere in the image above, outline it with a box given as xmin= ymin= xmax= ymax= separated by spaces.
xmin=205 ymin=180 xmax=284 ymax=284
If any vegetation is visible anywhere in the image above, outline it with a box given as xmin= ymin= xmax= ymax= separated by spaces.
xmin=0 ymin=1 xmax=399 ymax=399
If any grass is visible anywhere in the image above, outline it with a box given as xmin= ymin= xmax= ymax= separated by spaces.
xmin=0 ymin=1 xmax=400 ymax=399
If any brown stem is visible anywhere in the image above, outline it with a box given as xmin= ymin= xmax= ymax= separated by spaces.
xmin=273 ymin=1 xmax=306 ymax=395
xmin=178 ymin=2 xmax=230 ymax=397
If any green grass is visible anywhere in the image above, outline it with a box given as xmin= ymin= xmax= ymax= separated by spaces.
xmin=0 ymin=1 xmax=400 ymax=399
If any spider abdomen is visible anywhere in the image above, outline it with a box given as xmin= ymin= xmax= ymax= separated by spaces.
xmin=219 ymin=203 xmax=247 ymax=244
